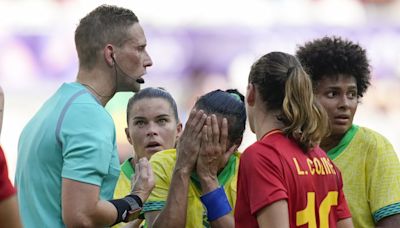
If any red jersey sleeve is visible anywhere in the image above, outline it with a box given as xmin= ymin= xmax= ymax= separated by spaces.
xmin=241 ymin=142 xmax=288 ymax=215
xmin=0 ymin=146 xmax=16 ymax=201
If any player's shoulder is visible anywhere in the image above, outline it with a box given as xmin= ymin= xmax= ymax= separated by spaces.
xmin=242 ymin=139 xmax=280 ymax=163
xmin=149 ymin=149 xmax=177 ymax=168
xmin=357 ymin=126 xmax=392 ymax=146
xmin=355 ymin=126 xmax=397 ymax=161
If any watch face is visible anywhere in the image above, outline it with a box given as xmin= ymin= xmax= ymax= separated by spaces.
xmin=121 ymin=195 xmax=142 ymax=222
xmin=125 ymin=207 xmax=142 ymax=222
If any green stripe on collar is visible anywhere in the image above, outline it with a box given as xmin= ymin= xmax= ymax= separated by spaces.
xmin=121 ymin=157 xmax=135 ymax=179
xmin=327 ymin=125 xmax=359 ymax=160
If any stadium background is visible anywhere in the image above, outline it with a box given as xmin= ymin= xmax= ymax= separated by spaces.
xmin=1 ymin=0 xmax=400 ymax=180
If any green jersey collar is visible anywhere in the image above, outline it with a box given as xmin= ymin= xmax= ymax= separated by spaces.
xmin=121 ymin=157 xmax=135 ymax=179
xmin=327 ymin=124 xmax=359 ymax=160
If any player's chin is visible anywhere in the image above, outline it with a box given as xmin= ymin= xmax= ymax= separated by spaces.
xmin=331 ymin=125 xmax=350 ymax=136
xmin=132 ymin=83 xmax=141 ymax=92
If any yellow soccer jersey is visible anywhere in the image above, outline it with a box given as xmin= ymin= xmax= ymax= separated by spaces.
xmin=143 ymin=149 xmax=240 ymax=228
xmin=112 ymin=158 xmax=144 ymax=228
xmin=327 ymin=125 xmax=400 ymax=228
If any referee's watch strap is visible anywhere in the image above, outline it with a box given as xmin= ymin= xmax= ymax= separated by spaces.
xmin=108 ymin=194 xmax=143 ymax=225
xmin=126 ymin=194 xmax=143 ymax=207
xmin=122 ymin=195 xmax=141 ymax=211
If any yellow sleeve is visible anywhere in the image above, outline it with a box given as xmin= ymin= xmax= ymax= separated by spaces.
xmin=366 ymin=130 xmax=400 ymax=221
xmin=143 ymin=149 xmax=176 ymax=212
xmin=111 ymin=172 xmax=132 ymax=228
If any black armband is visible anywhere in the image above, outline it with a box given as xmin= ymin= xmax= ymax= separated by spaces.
xmin=108 ymin=194 xmax=142 ymax=225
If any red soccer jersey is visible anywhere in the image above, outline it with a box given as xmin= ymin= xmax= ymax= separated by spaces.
xmin=0 ymin=145 xmax=16 ymax=201
xmin=235 ymin=131 xmax=351 ymax=228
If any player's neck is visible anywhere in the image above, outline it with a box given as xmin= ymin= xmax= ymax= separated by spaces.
xmin=320 ymin=134 xmax=344 ymax=152
xmin=76 ymin=67 xmax=116 ymax=106
xmin=254 ymin=109 xmax=284 ymax=141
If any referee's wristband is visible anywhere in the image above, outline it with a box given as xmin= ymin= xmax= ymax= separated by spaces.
xmin=126 ymin=194 xmax=143 ymax=208
xmin=108 ymin=194 xmax=142 ymax=225
xmin=200 ymin=186 xmax=232 ymax=221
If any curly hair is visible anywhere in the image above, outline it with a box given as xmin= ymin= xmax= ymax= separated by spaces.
xmin=296 ymin=36 xmax=371 ymax=97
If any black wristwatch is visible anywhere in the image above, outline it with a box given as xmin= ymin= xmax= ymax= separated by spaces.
xmin=121 ymin=195 xmax=142 ymax=222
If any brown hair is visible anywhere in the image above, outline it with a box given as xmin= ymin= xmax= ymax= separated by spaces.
xmin=75 ymin=4 xmax=139 ymax=69
xmin=249 ymin=52 xmax=329 ymax=151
